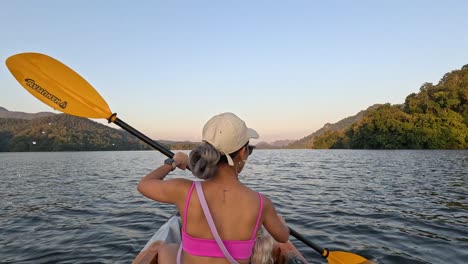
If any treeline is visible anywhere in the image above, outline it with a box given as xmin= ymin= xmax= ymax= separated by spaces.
xmin=0 ymin=114 xmax=153 ymax=152
xmin=313 ymin=65 xmax=468 ymax=149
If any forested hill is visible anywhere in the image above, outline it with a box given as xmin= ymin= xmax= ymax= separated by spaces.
xmin=311 ymin=64 xmax=468 ymax=149
xmin=287 ymin=104 xmax=381 ymax=148
xmin=0 ymin=114 xmax=154 ymax=151
xmin=0 ymin=113 xmax=201 ymax=152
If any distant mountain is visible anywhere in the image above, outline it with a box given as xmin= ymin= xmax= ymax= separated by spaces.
xmin=0 ymin=107 xmax=55 ymax=120
xmin=270 ymin=140 xmax=294 ymax=147
xmin=287 ymin=104 xmax=381 ymax=148
xmin=255 ymin=140 xmax=294 ymax=149
xmin=254 ymin=141 xmax=276 ymax=149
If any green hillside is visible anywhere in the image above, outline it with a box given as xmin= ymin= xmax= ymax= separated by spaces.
xmin=0 ymin=114 xmax=152 ymax=152
xmin=313 ymin=64 xmax=468 ymax=149
xmin=286 ymin=104 xmax=381 ymax=148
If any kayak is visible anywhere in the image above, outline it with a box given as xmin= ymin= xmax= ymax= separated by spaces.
xmin=132 ymin=214 xmax=309 ymax=264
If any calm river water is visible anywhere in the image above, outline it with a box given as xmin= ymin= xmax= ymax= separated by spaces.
xmin=0 ymin=150 xmax=467 ymax=263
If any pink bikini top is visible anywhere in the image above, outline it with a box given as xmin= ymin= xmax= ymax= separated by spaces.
xmin=181 ymin=182 xmax=264 ymax=260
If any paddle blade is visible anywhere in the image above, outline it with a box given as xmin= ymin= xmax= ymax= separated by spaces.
xmin=6 ymin=52 xmax=112 ymax=119
xmin=327 ymin=251 xmax=369 ymax=264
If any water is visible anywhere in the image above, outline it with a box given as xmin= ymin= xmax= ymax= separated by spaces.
xmin=0 ymin=150 xmax=467 ymax=264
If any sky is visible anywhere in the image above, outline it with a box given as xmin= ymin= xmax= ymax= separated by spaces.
xmin=1 ymin=1 xmax=468 ymax=143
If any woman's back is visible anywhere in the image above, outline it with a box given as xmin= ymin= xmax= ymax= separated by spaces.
xmin=179 ymin=180 xmax=263 ymax=264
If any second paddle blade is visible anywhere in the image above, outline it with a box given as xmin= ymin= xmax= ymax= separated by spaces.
xmin=328 ymin=250 xmax=369 ymax=264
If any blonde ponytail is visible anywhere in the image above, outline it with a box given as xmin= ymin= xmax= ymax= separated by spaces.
xmin=251 ymin=226 xmax=274 ymax=264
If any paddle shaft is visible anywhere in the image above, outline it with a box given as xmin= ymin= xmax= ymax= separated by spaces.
xmin=113 ymin=117 xmax=174 ymax=158
xmin=116 ymin=115 xmax=327 ymax=257
xmin=289 ymin=227 xmax=328 ymax=258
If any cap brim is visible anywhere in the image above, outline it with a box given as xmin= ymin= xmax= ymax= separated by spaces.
xmin=247 ymin=127 xmax=259 ymax=139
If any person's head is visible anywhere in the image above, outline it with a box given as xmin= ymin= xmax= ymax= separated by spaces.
xmin=251 ymin=226 xmax=275 ymax=264
xmin=189 ymin=112 xmax=259 ymax=180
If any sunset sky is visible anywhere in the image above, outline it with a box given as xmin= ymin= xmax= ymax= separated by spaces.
xmin=1 ymin=1 xmax=468 ymax=142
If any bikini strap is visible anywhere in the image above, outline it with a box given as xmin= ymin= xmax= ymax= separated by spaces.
xmin=182 ymin=182 xmax=196 ymax=232
xmin=250 ymin=193 xmax=264 ymax=240
xmin=194 ymin=181 xmax=239 ymax=264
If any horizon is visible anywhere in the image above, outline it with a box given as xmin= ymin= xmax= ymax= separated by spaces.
xmin=1 ymin=1 xmax=468 ymax=142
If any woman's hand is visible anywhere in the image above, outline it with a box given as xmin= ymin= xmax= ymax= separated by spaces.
xmin=173 ymin=152 xmax=189 ymax=170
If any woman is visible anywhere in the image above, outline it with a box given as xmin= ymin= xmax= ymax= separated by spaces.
xmin=137 ymin=112 xmax=289 ymax=264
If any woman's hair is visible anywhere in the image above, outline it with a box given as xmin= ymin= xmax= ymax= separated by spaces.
xmin=251 ymin=226 xmax=275 ymax=264
xmin=189 ymin=142 xmax=221 ymax=179
xmin=189 ymin=141 xmax=249 ymax=180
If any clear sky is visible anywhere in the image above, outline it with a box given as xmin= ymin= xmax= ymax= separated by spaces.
xmin=1 ymin=1 xmax=468 ymax=143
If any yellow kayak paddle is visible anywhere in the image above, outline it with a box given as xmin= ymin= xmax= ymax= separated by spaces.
xmin=5 ymin=52 xmax=174 ymax=158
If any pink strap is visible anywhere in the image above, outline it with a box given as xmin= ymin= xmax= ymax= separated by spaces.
xmin=177 ymin=182 xmax=196 ymax=264
xmin=182 ymin=182 xmax=195 ymax=232
xmin=178 ymin=183 xmax=195 ymax=264
xmin=250 ymin=193 xmax=264 ymax=240
xmin=194 ymin=181 xmax=239 ymax=264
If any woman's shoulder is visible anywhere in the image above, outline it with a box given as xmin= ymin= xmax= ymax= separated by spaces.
xmin=163 ymin=178 xmax=195 ymax=197
xmin=256 ymin=193 xmax=275 ymax=212
xmin=243 ymin=185 xmax=269 ymax=200
xmin=239 ymin=184 xmax=263 ymax=196
xmin=239 ymin=186 xmax=274 ymax=210
xmin=170 ymin=178 xmax=195 ymax=189
xmin=166 ymin=178 xmax=196 ymax=206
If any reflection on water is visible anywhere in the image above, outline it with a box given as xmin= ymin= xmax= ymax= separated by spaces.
xmin=0 ymin=150 xmax=467 ymax=263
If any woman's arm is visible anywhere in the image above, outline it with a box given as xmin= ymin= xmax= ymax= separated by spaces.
xmin=262 ymin=195 xmax=289 ymax=243
xmin=137 ymin=152 xmax=191 ymax=204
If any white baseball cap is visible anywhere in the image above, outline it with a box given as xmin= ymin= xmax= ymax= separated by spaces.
xmin=202 ymin=112 xmax=259 ymax=166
